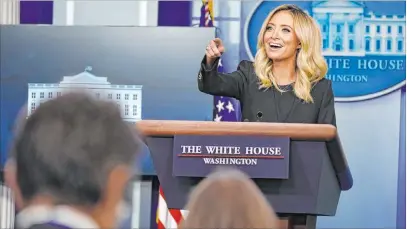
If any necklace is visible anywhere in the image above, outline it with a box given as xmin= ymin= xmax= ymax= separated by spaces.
xmin=272 ymin=84 xmax=296 ymax=122
xmin=277 ymin=83 xmax=294 ymax=92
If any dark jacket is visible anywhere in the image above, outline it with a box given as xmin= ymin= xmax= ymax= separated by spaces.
xmin=197 ymin=57 xmax=336 ymax=126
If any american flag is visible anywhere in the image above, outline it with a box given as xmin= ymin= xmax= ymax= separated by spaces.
xmin=156 ymin=186 xmax=187 ymax=229
xmin=213 ymin=59 xmax=239 ymax=122
xmin=199 ymin=0 xmax=238 ymax=122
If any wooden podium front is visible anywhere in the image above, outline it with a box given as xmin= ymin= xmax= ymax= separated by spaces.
xmin=136 ymin=120 xmax=353 ymax=229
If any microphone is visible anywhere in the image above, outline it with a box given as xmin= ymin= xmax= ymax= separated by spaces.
xmin=256 ymin=111 xmax=263 ymax=122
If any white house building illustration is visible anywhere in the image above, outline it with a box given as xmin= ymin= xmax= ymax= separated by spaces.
xmin=311 ymin=1 xmax=405 ymax=56
xmin=27 ymin=66 xmax=143 ymax=123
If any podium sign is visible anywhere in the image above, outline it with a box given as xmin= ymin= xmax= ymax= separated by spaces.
xmin=172 ymin=135 xmax=290 ymax=179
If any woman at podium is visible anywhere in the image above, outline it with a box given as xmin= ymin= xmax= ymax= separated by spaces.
xmin=198 ymin=4 xmax=335 ymax=126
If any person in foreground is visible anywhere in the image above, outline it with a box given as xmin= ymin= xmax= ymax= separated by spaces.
xmin=179 ymin=168 xmax=279 ymax=229
xmin=4 ymin=92 xmax=141 ymax=229
xmin=198 ymin=4 xmax=335 ymax=125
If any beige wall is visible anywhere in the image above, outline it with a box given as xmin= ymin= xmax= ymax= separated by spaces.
xmin=0 ymin=0 xmax=19 ymax=24
xmin=52 ymin=0 xmax=158 ymax=26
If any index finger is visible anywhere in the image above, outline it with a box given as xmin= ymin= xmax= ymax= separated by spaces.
xmin=213 ymin=38 xmax=222 ymax=46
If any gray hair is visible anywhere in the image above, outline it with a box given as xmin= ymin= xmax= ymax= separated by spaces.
xmin=12 ymin=92 xmax=141 ymax=206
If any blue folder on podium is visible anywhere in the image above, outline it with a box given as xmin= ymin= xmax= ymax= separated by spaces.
xmin=136 ymin=120 xmax=353 ymax=229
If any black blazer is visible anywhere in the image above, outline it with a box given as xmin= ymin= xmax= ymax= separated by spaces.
xmin=197 ymin=57 xmax=336 ymax=126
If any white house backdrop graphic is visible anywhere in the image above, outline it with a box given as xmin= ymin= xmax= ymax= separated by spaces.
xmin=310 ymin=1 xmax=405 ymax=56
xmin=27 ymin=66 xmax=143 ymax=123
xmin=244 ymin=1 xmax=405 ymax=59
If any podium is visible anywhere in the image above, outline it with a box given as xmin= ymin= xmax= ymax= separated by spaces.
xmin=136 ymin=120 xmax=353 ymax=229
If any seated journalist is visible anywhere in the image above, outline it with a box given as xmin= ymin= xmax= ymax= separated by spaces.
xmin=198 ymin=4 xmax=335 ymax=126
xmin=4 ymin=92 xmax=141 ymax=229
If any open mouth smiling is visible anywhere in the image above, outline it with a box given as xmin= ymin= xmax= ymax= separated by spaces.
xmin=269 ymin=43 xmax=283 ymax=49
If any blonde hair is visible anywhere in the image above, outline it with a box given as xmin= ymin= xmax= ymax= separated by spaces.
xmin=179 ymin=168 xmax=279 ymax=229
xmin=254 ymin=4 xmax=328 ymax=103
